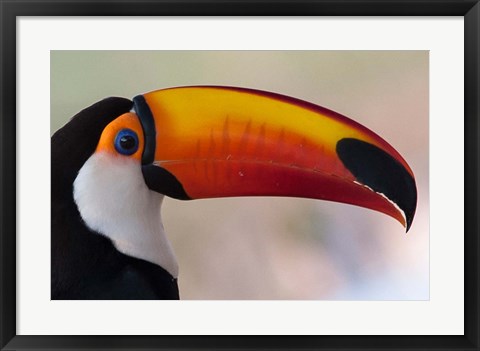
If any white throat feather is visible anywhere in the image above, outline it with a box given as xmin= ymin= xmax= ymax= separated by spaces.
xmin=73 ymin=152 xmax=179 ymax=278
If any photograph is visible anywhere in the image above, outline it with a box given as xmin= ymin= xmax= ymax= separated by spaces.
xmin=50 ymin=50 xmax=429 ymax=300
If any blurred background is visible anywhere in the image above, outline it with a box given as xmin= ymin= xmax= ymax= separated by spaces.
xmin=51 ymin=51 xmax=429 ymax=300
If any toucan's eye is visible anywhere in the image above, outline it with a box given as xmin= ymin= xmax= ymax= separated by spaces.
xmin=114 ymin=129 xmax=139 ymax=156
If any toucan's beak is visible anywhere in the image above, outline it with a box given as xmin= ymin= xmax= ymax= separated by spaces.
xmin=134 ymin=86 xmax=417 ymax=231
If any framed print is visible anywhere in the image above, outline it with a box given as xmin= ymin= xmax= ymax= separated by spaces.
xmin=1 ymin=1 xmax=479 ymax=350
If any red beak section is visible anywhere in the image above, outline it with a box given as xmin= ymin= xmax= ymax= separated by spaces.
xmin=134 ymin=86 xmax=417 ymax=231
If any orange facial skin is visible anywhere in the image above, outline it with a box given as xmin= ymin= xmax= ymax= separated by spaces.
xmin=96 ymin=112 xmax=145 ymax=162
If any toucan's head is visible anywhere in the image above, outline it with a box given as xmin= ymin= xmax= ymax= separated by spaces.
xmin=53 ymin=86 xmax=417 ymax=277
xmin=56 ymin=86 xmax=416 ymax=228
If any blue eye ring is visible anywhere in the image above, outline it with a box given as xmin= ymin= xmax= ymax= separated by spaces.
xmin=114 ymin=129 xmax=139 ymax=156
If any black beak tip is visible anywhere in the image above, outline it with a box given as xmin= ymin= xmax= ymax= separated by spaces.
xmin=336 ymin=138 xmax=418 ymax=232
xmin=405 ymin=195 xmax=417 ymax=233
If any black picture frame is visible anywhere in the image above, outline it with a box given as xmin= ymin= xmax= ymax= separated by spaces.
xmin=1 ymin=1 xmax=478 ymax=350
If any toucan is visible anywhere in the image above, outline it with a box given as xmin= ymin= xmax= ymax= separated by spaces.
xmin=51 ymin=86 xmax=417 ymax=300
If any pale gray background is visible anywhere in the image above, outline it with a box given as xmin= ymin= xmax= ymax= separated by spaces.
xmin=51 ymin=51 xmax=429 ymax=299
